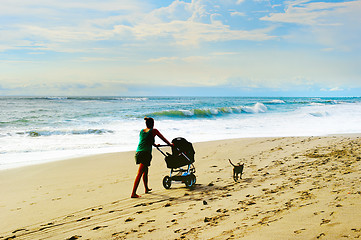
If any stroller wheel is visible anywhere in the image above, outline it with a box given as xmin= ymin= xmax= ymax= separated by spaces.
xmin=184 ymin=174 xmax=195 ymax=188
xmin=163 ymin=176 xmax=172 ymax=189
xmin=190 ymin=173 xmax=196 ymax=185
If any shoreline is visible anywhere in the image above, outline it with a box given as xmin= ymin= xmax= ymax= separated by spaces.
xmin=2 ymin=132 xmax=361 ymax=172
xmin=1 ymin=134 xmax=360 ymax=239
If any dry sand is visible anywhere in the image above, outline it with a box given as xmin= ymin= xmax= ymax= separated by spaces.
xmin=1 ymin=135 xmax=360 ymax=240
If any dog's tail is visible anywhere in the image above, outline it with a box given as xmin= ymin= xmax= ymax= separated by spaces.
xmin=228 ymin=159 xmax=236 ymax=167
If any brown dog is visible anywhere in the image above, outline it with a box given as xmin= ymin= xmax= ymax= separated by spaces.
xmin=229 ymin=159 xmax=244 ymax=182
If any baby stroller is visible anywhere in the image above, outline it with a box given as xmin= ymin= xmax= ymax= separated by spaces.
xmin=156 ymin=137 xmax=196 ymax=189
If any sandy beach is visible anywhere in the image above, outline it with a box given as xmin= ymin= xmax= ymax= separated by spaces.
xmin=1 ymin=135 xmax=360 ymax=240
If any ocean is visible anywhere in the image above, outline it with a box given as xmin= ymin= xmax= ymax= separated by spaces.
xmin=1 ymin=96 xmax=361 ymax=170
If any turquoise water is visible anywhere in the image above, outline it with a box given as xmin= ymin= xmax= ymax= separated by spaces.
xmin=1 ymin=96 xmax=361 ymax=169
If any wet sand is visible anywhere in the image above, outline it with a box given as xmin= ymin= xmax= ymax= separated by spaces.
xmin=1 ymin=135 xmax=360 ymax=239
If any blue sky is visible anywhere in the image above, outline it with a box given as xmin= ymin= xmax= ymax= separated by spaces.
xmin=0 ymin=0 xmax=360 ymax=96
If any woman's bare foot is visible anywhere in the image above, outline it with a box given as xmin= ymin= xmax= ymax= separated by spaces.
xmin=145 ymin=188 xmax=152 ymax=194
xmin=131 ymin=194 xmax=141 ymax=198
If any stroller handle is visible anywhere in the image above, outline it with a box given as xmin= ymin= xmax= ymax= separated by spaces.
xmin=154 ymin=144 xmax=170 ymax=157
xmin=155 ymin=144 xmax=192 ymax=163
xmin=155 ymin=144 xmax=171 ymax=147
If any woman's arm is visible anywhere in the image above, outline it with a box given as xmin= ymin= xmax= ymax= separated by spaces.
xmin=152 ymin=129 xmax=172 ymax=146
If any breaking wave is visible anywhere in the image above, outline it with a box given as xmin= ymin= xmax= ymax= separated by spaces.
xmin=266 ymin=99 xmax=286 ymax=104
xmin=19 ymin=129 xmax=114 ymax=137
xmin=150 ymin=102 xmax=267 ymax=118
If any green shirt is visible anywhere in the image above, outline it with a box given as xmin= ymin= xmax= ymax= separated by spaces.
xmin=136 ymin=129 xmax=154 ymax=152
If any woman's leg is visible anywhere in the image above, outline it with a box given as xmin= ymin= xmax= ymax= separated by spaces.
xmin=131 ymin=163 xmax=146 ymax=198
xmin=143 ymin=166 xmax=152 ymax=193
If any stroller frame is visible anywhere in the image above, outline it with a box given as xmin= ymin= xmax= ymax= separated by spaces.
xmin=156 ymin=138 xmax=196 ymax=189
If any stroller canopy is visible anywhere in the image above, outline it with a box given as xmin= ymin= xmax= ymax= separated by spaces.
xmin=171 ymin=137 xmax=195 ymax=162
xmin=164 ymin=137 xmax=195 ymax=169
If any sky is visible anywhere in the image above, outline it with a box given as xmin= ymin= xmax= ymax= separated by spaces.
xmin=0 ymin=0 xmax=360 ymax=97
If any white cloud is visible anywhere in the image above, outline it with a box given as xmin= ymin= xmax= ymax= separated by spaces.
xmin=330 ymin=87 xmax=344 ymax=92
xmin=182 ymin=56 xmax=211 ymax=62
xmin=321 ymin=87 xmax=344 ymax=92
xmin=261 ymin=1 xmax=351 ymax=25
xmin=230 ymin=11 xmax=246 ymax=17
xmin=21 ymin=25 xmax=104 ymax=43
xmin=147 ymin=55 xmax=210 ymax=63
xmin=147 ymin=57 xmax=179 ymax=63
xmin=0 ymin=0 xmax=142 ymax=14
xmin=113 ymin=0 xmax=275 ymax=45
xmin=210 ymin=13 xmax=223 ymax=24
xmin=0 ymin=1 xmax=140 ymax=53
xmin=77 ymin=57 xmax=126 ymax=62
xmin=119 ymin=20 xmax=275 ymax=46
xmin=261 ymin=0 xmax=361 ymax=51
xmin=145 ymin=0 xmax=192 ymax=24
xmin=212 ymin=52 xmax=239 ymax=56
xmin=0 ymin=0 xmax=277 ymax=53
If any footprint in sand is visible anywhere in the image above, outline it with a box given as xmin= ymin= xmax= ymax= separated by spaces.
xmin=12 ymin=228 xmax=28 ymax=234
xmin=294 ymin=228 xmax=306 ymax=234
xmin=92 ymin=226 xmax=107 ymax=230
xmin=66 ymin=235 xmax=82 ymax=240
xmin=77 ymin=217 xmax=91 ymax=222
xmin=40 ymin=222 xmax=54 ymax=227
xmin=91 ymin=207 xmax=103 ymax=211
xmin=316 ymin=233 xmax=325 ymax=239
xmin=125 ymin=217 xmax=134 ymax=222
xmin=320 ymin=219 xmax=331 ymax=225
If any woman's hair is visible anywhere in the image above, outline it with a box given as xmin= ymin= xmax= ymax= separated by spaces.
xmin=144 ymin=117 xmax=154 ymax=129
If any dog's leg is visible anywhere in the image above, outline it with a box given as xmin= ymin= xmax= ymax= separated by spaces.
xmin=233 ymin=169 xmax=238 ymax=182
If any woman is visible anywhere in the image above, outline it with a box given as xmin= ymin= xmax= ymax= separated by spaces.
xmin=131 ymin=117 xmax=172 ymax=198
